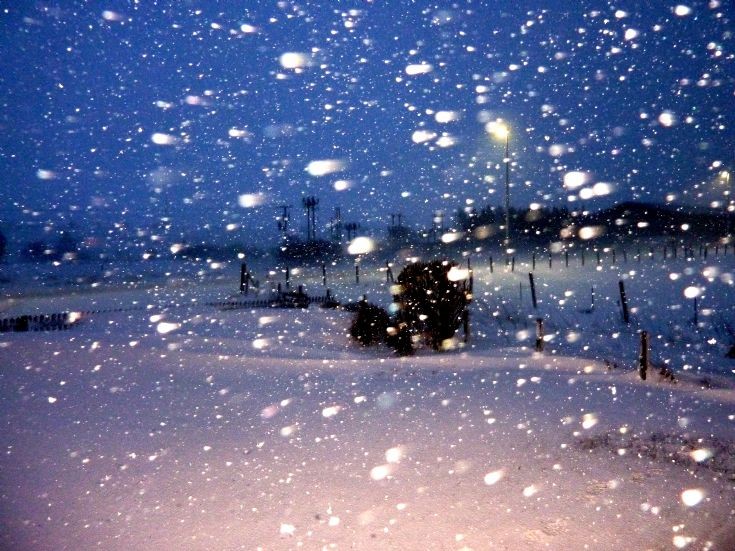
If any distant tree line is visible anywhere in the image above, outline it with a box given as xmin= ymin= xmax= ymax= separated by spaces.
xmin=456 ymin=205 xmax=572 ymax=241
xmin=457 ymin=202 xmax=734 ymax=242
xmin=22 ymin=231 xmax=80 ymax=262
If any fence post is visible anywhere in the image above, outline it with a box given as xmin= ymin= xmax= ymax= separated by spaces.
xmin=693 ymin=296 xmax=698 ymax=326
xmin=285 ymin=267 xmax=291 ymax=290
xmin=355 ymin=263 xmax=360 ymax=284
xmin=467 ymin=258 xmax=473 ymax=293
xmin=532 ymin=253 xmax=536 ymax=271
xmin=612 ymin=249 xmax=616 ymax=265
xmin=590 ymin=286 xmax=595 ymax=311
xmin=565 ymin=251 xmax=569 ymax=268
xmin=548 ymin=252 xmax=552 ymax=269
xmin=489 ymin=256 xmax=494 ymax=274
xmin=511 ymin=256 xmax=515 ymax=272
xmin=240 ymin=263 xmax=248 ymax=293
xmin=639 ymin=330 xmax=649 ymax=380
xmin=529 ymin=272 xmax=538 ymax=309
xmin=618 ymin=280 xmax=630 ymax=324
xmin=535 ymin=318 xmax=544 ymax=352
xmin=322 ymin=262 xmax=327 ymax=286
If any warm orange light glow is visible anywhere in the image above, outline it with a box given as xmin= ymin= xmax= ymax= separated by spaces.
xmin=486 ymin=119 xmax=509 ymax=140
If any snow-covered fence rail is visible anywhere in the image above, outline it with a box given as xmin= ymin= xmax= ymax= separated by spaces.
xmin=208 ymin=290 xmax=336 ymax=310
xmin=515 ymin=239 xmax=733 ymax=273
xmin=0 ymin=312 xmax=82 ymax=332
xmin=0 ymin=290 xmax=337 ymax=333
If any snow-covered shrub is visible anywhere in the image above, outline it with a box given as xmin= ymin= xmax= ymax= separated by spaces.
xmin=385 ymin=322 xmax=414 ymax=356
xmin=394 ymin=260 xmax=470 ymax=351
xmin=349 ymin=301 xmax=390 ymax=347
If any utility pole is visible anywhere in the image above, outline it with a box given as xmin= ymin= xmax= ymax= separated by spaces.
xmin=302 ymin=196 xmax=319 ymax=241
xmin=331 ymin=207 xmax=343 ymax=243
xmin=345 ymin=222 xmax=359 ymax=241
xmin=276 ymin=204 xmax=292 ymax=242
xmin=433 ymin=211 xmax=444 ymax=241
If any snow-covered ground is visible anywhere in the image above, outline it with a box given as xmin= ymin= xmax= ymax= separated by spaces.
xmin=1 ymin=249 xmax=734 ymax=550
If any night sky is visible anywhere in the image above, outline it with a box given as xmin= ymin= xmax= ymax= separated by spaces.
xmin=1 ymin=1 xmax=733 ymax=247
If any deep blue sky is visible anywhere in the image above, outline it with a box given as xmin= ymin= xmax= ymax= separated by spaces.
xmin=1 ymin=1 xmax=733 ymax=246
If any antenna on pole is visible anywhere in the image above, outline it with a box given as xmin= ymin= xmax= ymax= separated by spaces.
xmin=302 ymin=196 xmax=319 ymax=241
xmin=331 ymin=207 xmax=343 ymax=242
xmin=276 ymin=204 xmax=292 ymax=242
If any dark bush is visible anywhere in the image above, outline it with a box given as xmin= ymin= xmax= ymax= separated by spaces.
xmin=349 ymin=301 xmax=390 ymax=347
xmin=386 ymin=322 xmax=414 ymax=356
xmin=394 ymin=260 xmax=470 ymax=350
xmin=23 ymin=240 xmax=49 ymax=261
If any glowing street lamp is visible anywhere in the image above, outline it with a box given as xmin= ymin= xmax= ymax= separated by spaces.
xmin=486 ymin=119 xmax=511 ymax=249
xmin=721 ymin=170 xmax=731 ymax=202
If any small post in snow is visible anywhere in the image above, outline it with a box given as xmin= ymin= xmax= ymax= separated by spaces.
xmin=489 ymin=256 xmax=494 ymax=274
xmin=639 ymin=330 xmax=649 ymax=380
xmin=467 ymin=258 xmax=473 ymax=294
xmin=285 ymin=267 xmax=291 ymax=290
xmin=590 ymin=286 xmax=595 ymax=312
xmin=693 ymin=296 xmax=699 ymax=327
xmin=240 ymin=263 xmax=248 ymax=294
xmin=322 ymin=262 xmax=327 ymax=286
xmin=355 ymin=262 xmax=360 ymax=285
xmin=618 ymin=280 xmax=630 ymax=324
xmin=529 ymin=272 xmax=538 ymax=309
xmin=535 ymin=318 xmax=545 ymax=352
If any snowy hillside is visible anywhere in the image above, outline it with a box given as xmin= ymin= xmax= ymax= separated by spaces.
xmin=1 ymin=251 xmax=734 ymax=550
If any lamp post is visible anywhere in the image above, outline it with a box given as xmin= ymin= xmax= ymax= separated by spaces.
xmin=503 ymin=130 xmax=510 ymax=248
xmin=487 ymin=120 xmax=511 ymax=249
xmin=721 ymin=170 xmax=732 ymax=238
